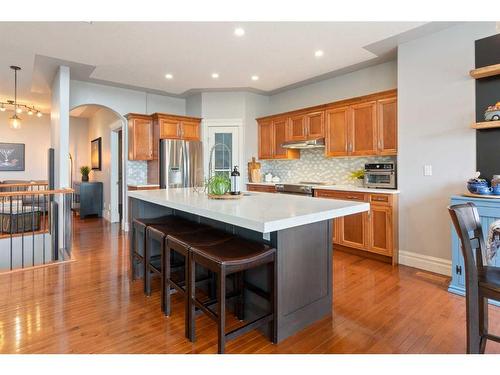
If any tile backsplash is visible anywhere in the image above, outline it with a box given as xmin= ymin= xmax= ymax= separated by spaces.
xmin=260 ymin=149 xmax=395 ymax=184
xmin=127 ymin=160 xmax=148 ymax=185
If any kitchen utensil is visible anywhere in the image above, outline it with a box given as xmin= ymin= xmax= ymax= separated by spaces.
xmin=247 ymin=157 xmax=261 ymax=183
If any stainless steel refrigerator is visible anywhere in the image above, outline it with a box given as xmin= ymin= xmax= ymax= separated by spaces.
xmin=159 ymin=139 xmax=204 ymax=189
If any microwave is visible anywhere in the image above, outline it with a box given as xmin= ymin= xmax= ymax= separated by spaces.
xmin=364 ymin=163 xmax=396 ymax=189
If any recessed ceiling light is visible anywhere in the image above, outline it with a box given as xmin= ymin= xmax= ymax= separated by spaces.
xmin=234 ymin=27 xmax=245 ymax=37
xmin=314 ymin=50 xmax=324 ymax=58
xmin=211 ymin=73 xmax=219 ymax=79
xmin=251 ymin=75 xmax=259 ymax=81
xmin=165 ymin=73 xmax=173 ymax=79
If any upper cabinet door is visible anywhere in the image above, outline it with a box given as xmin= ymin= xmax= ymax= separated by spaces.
xmin=159 ymin=118 xmax=180 ymax=139
xmin=180 ymin=120 xmax=200 ymax=140
xmin=350 ymin=101 xmax=377 ymax=156
xmin=129 ymin=117 xmax=153 ymax=161
xmin=272 ymin=117 xmax=289 ymax=159
xmin=288 ymin=114 xmax=307 ymax=141
xmin=258 ymin=120 xmax=274 ymax=160
xmin=325 ymin=107 xmax=349 ymax=157
xmin=377 ymin=97 xmax=397 ymax=155
xmin=306 ymin=111 xmax=325 ymax=138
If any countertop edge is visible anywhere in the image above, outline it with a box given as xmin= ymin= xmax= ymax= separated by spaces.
xmin=128 ymin=190 xmax=370 ymax=233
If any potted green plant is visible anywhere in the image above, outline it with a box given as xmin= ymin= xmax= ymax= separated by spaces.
xmin=205 ymin=173 xmax=231 ymax=196
xmin=80 ymin=166 xmax=91 ymax=182
xmin=348 ymin=169 xmax=365 ymax=186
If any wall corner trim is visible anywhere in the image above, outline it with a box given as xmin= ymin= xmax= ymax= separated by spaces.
xmin=398 ymin=250 xmax=452 ymax=276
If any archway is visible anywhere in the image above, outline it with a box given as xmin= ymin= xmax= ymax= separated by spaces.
xmin=69 ymin=104 xmax=128 ymax=230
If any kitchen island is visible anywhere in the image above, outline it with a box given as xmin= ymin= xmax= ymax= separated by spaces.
xmin=128 ymin=188 xmax=369 ymax=342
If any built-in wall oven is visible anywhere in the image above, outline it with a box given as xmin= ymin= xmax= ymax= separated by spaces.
xmin=364 ymin=162 xmax=396 ymax=189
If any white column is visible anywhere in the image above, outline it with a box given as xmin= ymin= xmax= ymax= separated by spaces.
xmin=50 ymin=65 xmax=70 ymax=251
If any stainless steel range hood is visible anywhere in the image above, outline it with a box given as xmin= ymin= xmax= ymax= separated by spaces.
xmin=281 ymin=137 xmax=325 ymax=149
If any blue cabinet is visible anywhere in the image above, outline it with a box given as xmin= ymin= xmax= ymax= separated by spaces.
xmin=449 ymin=195 xmax=500 ymax=300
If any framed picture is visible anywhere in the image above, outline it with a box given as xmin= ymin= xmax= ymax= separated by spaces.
xmin=91 ymin=137 xmax=102 ymax=170
xmin=0 ymin=143 xmax=25 ymax=171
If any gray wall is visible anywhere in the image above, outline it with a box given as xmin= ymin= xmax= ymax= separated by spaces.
xmin=398 ymin=22 xmax=497 ymax=269
xmin=267 ymin=60 xmax=397 ymax=114
xmin=70 ymin=80 xmax=186 ymax=117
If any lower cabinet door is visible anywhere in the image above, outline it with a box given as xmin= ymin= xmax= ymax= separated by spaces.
xmin=340 ymin=212 xmax=368 ymax=250
xmin=368 ymin=205 xmax=392 ymax=256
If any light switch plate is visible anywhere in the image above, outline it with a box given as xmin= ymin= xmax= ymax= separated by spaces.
xmin=424 ymin=165 xmax=433 ymax=176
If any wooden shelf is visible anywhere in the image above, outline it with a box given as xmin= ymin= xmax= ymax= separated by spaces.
xmin=470 ymin=63 xmax=500 ymax=79
xmin=471 ymin=120 xmax=500 ymax=129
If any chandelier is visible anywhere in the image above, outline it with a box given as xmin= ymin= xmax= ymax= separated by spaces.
xmin=1 ymin=66 xmax=42 ymax=129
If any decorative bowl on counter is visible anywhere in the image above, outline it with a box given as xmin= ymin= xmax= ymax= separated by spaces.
xmin=467 ymin=178 xmax=490 ymax=195
xmin=492 ymin=185 xmax=500 ymax=195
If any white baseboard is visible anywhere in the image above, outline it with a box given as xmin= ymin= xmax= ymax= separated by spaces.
xmin=399 ymin=250 xmax=452 ymax=276
xmin=102 ymin=209 xmax=111 ymax=222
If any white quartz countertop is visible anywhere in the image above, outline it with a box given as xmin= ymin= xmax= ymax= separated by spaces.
xmin=128 ymin=188 xmax=370 ymax=233
xmin=246 ymin=182 xmax=400 ymax=195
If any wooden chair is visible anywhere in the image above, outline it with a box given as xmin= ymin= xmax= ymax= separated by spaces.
xmin=130 ymin=216 xmax=172 ymax=280
xmin=188 ymin=237 xmax=277 ymax=354
xmin=144 ymin=218 xmax=210 ymax=296
xmin=448 ymin=202 xmax=500 ymax=353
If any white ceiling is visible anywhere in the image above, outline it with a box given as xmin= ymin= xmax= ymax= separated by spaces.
xmin=0 ymin=21 xmax=452 ymax=112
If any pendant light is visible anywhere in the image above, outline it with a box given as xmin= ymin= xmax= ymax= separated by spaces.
xmin=9 ymin=66 xmax=22 ymax=129
xmin=0 ymin=66 xmax=42 ymax=129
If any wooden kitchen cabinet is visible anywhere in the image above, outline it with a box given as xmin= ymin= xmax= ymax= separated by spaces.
xmin=350 ymin=101 xmax=378 ymax=156
xmin=154 ymin=113 xmax=201 ymax=141
xmin=325 ymin=106 xmax=349 ymax=157
xmin=181 ymin=119 xmax=201 ymax=140
xmin=288 ymin=114 xmax=307 ymax=141
xmin=314 ymin=188 xmax=399 ymax=264
xmin=273 ymin=117 xmax=290 ymax=159
xmin=377 ymin=97 xmax=398 ymax=155
xmin=258 ymin=119 xmax=274 ymax=159
xmin=369 ymin=204 xmax=392 ymax=256
xmin=257 ymin=118 xmax=299 ymax=160
xmin=126 ymin=113 xmax=154 ymax=161
xmin=246 ymin=184 xmax=276 ymax=193
xmin=306 ymin=111 xmax=325 ymax=138
xmin=287 ymin=111 xmax=324 ymax=141
xmin=128 ymin=112 xmax=202 ymax=163
xmin=158 ymin=117 xmax=180 ymax=139
xmin=256 ymin=89 xmax=397 ymax=159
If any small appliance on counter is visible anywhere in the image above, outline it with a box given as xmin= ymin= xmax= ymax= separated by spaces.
xmin=364 ymin=162 xmax=396 ymax=189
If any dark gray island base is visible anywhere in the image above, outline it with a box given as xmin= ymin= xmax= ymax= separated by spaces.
xmin=129 ymin=197 xmax=332 ymax=342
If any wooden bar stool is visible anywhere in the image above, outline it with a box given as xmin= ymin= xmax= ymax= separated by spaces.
xmin=188 ymin=237 xmax=277 ymax=354
xmin=144 ymin=217 xmax=209 ymax=297
xmin=449 ymin=202 xmax=500 ymax=353
xmin=130 ymin=216 xmax=172 ymax=280
xmin=163 ymin=229 xmax=234 ymax=338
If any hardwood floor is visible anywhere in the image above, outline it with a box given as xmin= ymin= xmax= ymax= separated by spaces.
xmin=0 ymin=216 xmax=499 ymax=354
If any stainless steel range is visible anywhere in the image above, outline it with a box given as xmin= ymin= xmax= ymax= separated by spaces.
xmin=275 ymin=182 xmax=329 ymax=196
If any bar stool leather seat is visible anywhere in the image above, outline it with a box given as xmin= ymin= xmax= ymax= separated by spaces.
xmin=192 ymin=237 xmax=275 ymax=266
xmin=144 ymin=218 xmax=210 ymax=296
xmin=188 ymin=238 xmax=277 ymax=354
